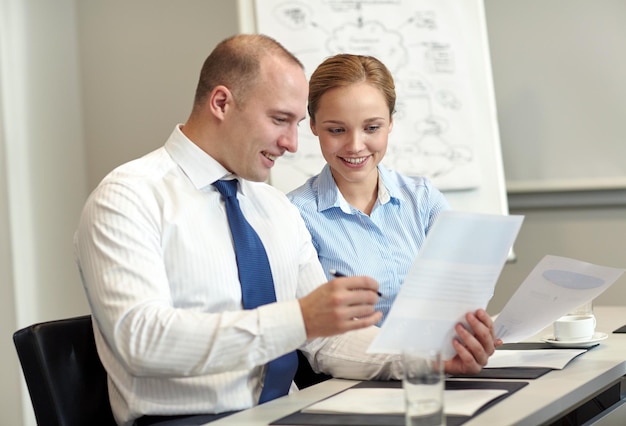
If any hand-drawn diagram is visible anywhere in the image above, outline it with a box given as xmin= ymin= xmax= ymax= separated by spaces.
xmin=256 ymin=0 xmax=483 ymax=193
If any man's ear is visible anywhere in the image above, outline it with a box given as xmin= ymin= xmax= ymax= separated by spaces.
xmin=309 ymin=117 xmax=319 ymax=136
xmin=209 ymin=85 xmax=232 ymax=119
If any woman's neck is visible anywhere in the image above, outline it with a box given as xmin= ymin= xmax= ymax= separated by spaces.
xmin=334 ymin=169 xmax=379 ymax=216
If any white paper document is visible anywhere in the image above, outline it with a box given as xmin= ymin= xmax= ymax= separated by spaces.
xmin=302 ymin=387 xmax=508 ymax=417
xmin=368 ymin=211 xmax=523 ymax=358
xmin=485 ymin=349 xmax=587 ymax=369
xmin=493 ymin=255 xmax=625 ymax=343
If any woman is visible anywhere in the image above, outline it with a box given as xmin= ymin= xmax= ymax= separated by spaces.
xmin=289 ymin=55 xmax=501 ymax=379
xmin=288 ymin=54 xmax=449 ymax=324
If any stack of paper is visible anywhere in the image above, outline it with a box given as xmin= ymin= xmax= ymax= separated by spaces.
xmin=302 ymin=388 xmax=508 ymax=417
xmin=485 ymin=349 xmax=586 ymax=370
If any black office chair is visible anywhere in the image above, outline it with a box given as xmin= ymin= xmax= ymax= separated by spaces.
xmin=13 ymin=315 xmax=116 ymax=426
xmin=294 ymin=350 xmax=331 ymax=389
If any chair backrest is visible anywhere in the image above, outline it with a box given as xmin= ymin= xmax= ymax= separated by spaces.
xmin=13 ymin=315 xmax=116 ymax=426
xmin=294 ymin=350 xmax=331 ymax=389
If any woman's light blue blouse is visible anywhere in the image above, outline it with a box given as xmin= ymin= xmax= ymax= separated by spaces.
xmin=287 ymin=164 xmax=450 ymax=324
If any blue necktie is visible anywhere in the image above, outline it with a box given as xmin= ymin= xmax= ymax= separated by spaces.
xmin=213 ymin=179 xmax=298 ymax=404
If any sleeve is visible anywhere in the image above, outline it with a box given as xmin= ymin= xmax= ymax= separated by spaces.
xmin=300 ymin=328 xmax=403 ymax=381
xmin=289 ymin=206 xmax=404 ymax=381
xmin=425 ymin=179 xmax=451 ymax=233
xmin=74 ymin=180 xmax=306 ymax=377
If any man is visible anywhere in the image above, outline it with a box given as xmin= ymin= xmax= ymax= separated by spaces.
xmin=74 ymin=34 xmax=498 ymax=426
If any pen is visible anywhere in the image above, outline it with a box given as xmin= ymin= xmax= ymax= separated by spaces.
xmin=328 ymin=269 xmax=385 ymax=299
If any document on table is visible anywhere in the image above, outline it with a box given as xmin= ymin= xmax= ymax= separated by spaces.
xmin=368 ymin=211 xmax=524 ymax=359
xmin=302 ymin=387 xmax=508 ymax=417
xmin=493 ymin=255 xmax=625 ymax=343
xmin=485 ymin=348 xmax=587 ymax=369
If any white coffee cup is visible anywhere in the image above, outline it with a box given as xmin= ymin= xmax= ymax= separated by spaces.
xmin=553 ymin=314 xmax=596 ymax=341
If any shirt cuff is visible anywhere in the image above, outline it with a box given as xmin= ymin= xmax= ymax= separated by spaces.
xmin=258 ymin=299 xmax=307 ymax=356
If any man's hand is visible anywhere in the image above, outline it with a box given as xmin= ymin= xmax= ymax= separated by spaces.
xmin=299 ymin=275 xmax=383 ymax=339
xmin=443 ymin=309 xmax=503 ymax=375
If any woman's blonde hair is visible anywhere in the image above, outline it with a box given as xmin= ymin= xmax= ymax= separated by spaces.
xmin=308 ymin=54 xmax=396 ymax=122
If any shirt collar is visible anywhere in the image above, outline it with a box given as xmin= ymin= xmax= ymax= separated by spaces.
xmin=315 ymin=164 xmax=402 ymax=213
xmin=315 ymin=165 xmax=345 ymax=213
xmin=164 ymin=124 xmax=236 ymax=190
xmin=378 ymin=165 xmax=409 ymax=204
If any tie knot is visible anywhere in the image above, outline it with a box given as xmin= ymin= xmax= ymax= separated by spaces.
xmin=213 ymin=179 xmax=238 ymax=198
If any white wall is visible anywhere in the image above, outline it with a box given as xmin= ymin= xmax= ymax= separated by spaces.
xmin=0 ymin=4 xmax=21 ymax=422
xmin=485 ymin=0 xmax=626 ymax=190
xmin=77 ymin=0 xmax=241 ymax=190
xmin=1 ymin=1 xmax=88 ymax=425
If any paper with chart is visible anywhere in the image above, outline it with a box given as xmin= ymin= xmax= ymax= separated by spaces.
xmin=493 ymin=255 xmax=625 ymax=343
xmin=368 ymin=211 xmax=523 ymax=359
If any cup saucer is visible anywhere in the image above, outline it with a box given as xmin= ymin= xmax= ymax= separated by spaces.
xmin=542 ymin=332 xmax=608 ymax=348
